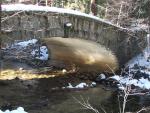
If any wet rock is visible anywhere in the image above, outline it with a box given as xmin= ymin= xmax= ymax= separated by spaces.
xmin=90 ymin=82 xmax=96 ymax=87
xmin=0 ymin=81 xmax=9 ymax=86
xmin=134 ymin=70 xmax=143 ymax=79
xmin=142 ymin=73 xmax=150 ymax=79
xmin=95 ymin=73 xmax=106 ymax=82
xmin=0 ymin=103 xmax=13 ymax=111
xmin=77 ymin=74 xmax=89 ymax=80
xmin=105 ymin=77 xmax=119 ymax=88
xmin=14 ymin=77 xmax=20 ymax=80
xmin=134 ymin=70 xmax=149 ymax=79
xmin=133 ymin=64 xmax=140 ymax=69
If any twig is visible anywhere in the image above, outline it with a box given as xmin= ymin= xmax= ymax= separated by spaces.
xmin=73 ymin=96 xmax=100 ymax=113
xmin=2 ymin=11 xmax=24 ymax=23
xmin=136 ymin=106 xmax=150 ymax=113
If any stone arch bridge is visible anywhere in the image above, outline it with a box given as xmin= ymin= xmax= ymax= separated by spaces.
xmin=1 ymin=4 xmax=146 ymax=66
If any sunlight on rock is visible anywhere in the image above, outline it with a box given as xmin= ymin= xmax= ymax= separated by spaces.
xmin=0 ymin=69 xmax=63 ymax=80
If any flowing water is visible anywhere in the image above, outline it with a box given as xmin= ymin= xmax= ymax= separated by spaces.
xmin=0 ymin=60 xmax=150 ymax=113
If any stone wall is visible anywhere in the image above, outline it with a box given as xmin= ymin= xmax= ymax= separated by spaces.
xmin=1 ymin=11 xmax=147 ymax=66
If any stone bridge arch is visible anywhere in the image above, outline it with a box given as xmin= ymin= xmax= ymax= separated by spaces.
xmin=1 ymin=4 xmax=146 ymax=66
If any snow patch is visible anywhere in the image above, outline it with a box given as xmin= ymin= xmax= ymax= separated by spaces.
xmin=75 ymin=83 xmax=88 ymax=88
xmin=63 ymin=82 xmax=96 ymax=89
xmin=14 ymin=39 xmax=38 ymax=47
xmin=66 ymin=83 xmax=88 ymax=89
xmin=110 ymin=75 xmax=121 ymax=81
xmin=31 ymin=46 xmax=49 ymax=60
xmin=0 ymin=107 xmax=28 ymax=113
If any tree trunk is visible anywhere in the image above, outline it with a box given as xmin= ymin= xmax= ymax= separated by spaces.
xmin=90 ymin=0 xmax=97 ymax=16
xmin=148 ymin=1 xmax=150 ymax=34
xmin=0 ymin=0 xmax=1 ymax=49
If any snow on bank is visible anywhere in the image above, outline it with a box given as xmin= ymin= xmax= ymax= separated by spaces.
xmin=0 ymin=107 xmax=27 ymax=113
xmin=63 ymin=82 xmax=96 ymax=89
xmin=8 ymin=39 xmax=49 ymax=61
xmin=110 ymin=65 xmax=150 ymax=90
xmin=126 ymin=47 xmax=150 ymax=69
xmin=110 ymin=34 xmax=150 ymax=90
xmin=2 ymin=4 xmax=123 ymax=29
xmin=110 ymin=75 xmax=150 ymax=90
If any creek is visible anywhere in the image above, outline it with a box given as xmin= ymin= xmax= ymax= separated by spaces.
xmin=0 ymin=60 xmax=150 ymax=113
